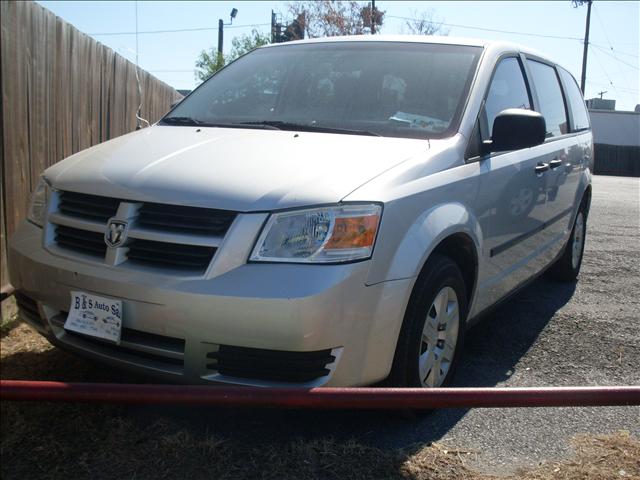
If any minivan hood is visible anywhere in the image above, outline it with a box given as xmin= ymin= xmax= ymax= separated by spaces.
xmin=46 ymin=125 xmax=428 ymax=212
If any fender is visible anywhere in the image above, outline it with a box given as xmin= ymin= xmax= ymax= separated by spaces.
xmin=365 ymin=201 xmax=483 ymax=289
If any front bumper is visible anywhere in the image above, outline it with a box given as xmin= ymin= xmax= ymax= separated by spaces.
xmin=8 ymin=221 xmax=413 ymax=387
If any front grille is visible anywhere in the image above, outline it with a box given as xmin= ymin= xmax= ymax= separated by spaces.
xmin=137 ymin=202 xmax=236 ymax=236
xmin=58 ymin=191 xmax=119 ymax=222
xmin=15 ymin=292 xmax=44 ymax=326
xmin=127 ymin=238 xmax=216 ymax=272
xmin=207 ymin=346 xmax=336 ymax=383
xmin=50 ymin=190 xmax=237 ymax=274
xmin=55 ymin=225 xmax=107 ymax=258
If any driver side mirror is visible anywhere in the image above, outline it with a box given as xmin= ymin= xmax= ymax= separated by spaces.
xmin=482 ymin=108 xmax=546 ymax=155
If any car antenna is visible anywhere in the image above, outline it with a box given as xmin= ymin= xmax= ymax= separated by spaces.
xmin=134 ymin=0 xmax=150 ymax=130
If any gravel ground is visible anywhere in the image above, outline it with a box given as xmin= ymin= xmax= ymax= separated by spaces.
xmin=2 ymin=175 xmax=638 ymax=476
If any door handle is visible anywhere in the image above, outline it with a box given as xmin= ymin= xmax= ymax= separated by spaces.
xmin=535 ymin=162 xmax=550 ymax=175
xmin=549 ymin=158 xmax=563 ymax=169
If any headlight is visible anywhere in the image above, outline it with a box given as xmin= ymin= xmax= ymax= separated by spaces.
xmin=27 ymin=177 xmax=50 ymax=227
xmin=250 ymin=204 xmax=382 ymax=263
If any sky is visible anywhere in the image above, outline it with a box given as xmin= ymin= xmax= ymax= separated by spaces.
xmin=38 ymin=1 xmax=640 ymax=111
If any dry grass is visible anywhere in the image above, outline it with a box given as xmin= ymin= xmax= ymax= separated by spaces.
xmin=2 ymin=321 xmax=639 ymax=480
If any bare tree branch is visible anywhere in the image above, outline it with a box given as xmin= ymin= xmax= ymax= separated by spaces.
xmin=287 ymin=1 xmax=384 ymax=38
xmin=402 ymin=10 xmax=449 ymax=36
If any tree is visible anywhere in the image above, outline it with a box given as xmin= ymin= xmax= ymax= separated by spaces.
xmin=402 ymin=10 xmax=449 ymax=36
xmin=194 ymin=29 xmax=270 ymax=82
xmin=194 ymin=51 xmax=225 ymax=82
xmin=287 ymin=1 xmax=384 ymax=38
xmin=228 ymin=29 xmax=271 ymax=61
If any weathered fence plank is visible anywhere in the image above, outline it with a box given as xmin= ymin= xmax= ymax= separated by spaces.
xmin=0 ymin=1 xmax=182 ymax=289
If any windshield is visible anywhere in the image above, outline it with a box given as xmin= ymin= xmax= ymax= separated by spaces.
xmin=163 ymin=42 xmax=482 ymax=139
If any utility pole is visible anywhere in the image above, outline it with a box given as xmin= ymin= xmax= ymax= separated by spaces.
xmin=217 ymin=18 xmax=224 ymax=57
xmin=574 ymin=0 xmax=593 ymax=93
xmin=218 ymin=8 xmax=238 ymax=59
xmin=271 ymin=10 xmax=276 ymax=43
xmin=371 ymin=0 xmax=376 ymax=34
xmin=597 ymin=90 xmax=607 ymax=99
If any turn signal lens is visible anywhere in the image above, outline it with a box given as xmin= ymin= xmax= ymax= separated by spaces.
xmin=325 ymin=216 xmax=380 ymax=250
xmin=250 ymin=204 xmax=382 ymax=263
xmin=27 ymin=177 xmax=51 ymax=227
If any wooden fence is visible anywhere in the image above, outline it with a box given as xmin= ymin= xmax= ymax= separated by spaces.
xmin=0 ymin=1 xmax=182 ymax=289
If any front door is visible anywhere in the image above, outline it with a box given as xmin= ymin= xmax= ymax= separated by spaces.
xmin=473 ymin=56 xmax=551 ymax=312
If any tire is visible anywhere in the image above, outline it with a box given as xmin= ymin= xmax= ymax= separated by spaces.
xmin=389 ymin=254 xmax=468 ymax=389
xmin=547 ymin=200 xmax=588 ymax=282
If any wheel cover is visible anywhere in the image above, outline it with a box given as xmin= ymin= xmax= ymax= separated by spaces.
xmin=419 ymin=286 xmax=460 ymax=388
xmin=572 ymin=212 xmax=585 ymax=269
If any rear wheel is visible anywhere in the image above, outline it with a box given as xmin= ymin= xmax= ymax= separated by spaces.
xmin=547 ymin=201 xmax=588 ymax=281
xmin=389 ymin=254 xmax=467 ymax=388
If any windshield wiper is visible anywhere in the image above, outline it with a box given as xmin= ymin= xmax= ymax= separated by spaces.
xmin=160 ymin=118 xmax=378 ymax=136
xmin=160 ymin=116 xmax=205 ymax=126
xmin=238 ymin=121 xmax=381 ymax=137
xmin=160 ymin=117 xmax=280 ymax=130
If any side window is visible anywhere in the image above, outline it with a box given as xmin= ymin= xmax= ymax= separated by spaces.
xmin=558 ymin=68 xmax=590 ymax=131
xmin=484 ymin=57 xmax=531 ymax=138
xmin=526 ymin=60 xmax=569 ymax=137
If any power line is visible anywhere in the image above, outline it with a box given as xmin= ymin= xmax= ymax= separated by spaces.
xmin=587 ymin=80 xmax=638 ymax=94
xmin=591 ymin=44 xmax=640 ymax=71
xmin=592 ymin=4 xmax=636 ymax=100
xmin=590 ymin=43 xmax=639 ymax=59
xmin=89 ymin=23 xmax=270 ymax=36
xmin=590 ymin=47 xmax=621 ymax=98
xmin=386 ymin=15 xmax=584 ymax=41
xmin=387 ymin=14 xmax=639 ymax=60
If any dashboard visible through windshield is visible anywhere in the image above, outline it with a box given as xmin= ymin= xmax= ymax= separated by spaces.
xmin=162 ymin=42 xmax=482 ymax=139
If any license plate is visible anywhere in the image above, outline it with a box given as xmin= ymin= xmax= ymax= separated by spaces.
xmin=64 ymin=291 xmax=123 ymax=344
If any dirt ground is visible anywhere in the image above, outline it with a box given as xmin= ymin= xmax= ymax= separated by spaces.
xmin=1 ymin=175 xmax=639 ymax=479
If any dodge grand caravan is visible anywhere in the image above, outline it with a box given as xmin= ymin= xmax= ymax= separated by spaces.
xmin=9 ymin=36 xmax=592 ymax=388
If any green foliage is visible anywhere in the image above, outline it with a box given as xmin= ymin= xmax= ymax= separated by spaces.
xmin=194 ymin=50 xmax=225 ymax=83
xmin=194 ymin=29 xmax=270 ymax=82
xmin=229 ymin=29 xmax=271 ymax=61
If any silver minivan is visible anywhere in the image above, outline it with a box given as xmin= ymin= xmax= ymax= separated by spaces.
xmin=9 ymin=36 xmax=592 ymax=388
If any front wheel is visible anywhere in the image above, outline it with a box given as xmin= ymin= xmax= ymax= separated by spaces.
xmin=389 ymin=254 xmax=467 ymax=388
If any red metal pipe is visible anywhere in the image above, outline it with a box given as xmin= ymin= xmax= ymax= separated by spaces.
xmin=1 ymin=381 xmax=638 ymax=409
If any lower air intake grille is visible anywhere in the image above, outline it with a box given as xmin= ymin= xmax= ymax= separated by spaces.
xmin=55 ymin=225 xmax=107 ymax=258
xmin=15 ymin=292 xmax=43 ymax=326
xmin=127 ymin=238 xmax=216 ymax=272
xmin=207 ymin=346 xmax=336 ymax=383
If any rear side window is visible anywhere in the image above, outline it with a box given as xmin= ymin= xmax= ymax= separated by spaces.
xmin=558 ymin=68 xmax=590 ymax=131
xmin=485 ymin=57 xmax=531 ymax=137
xmin=526 ymin=60 xmax=568 ymax=137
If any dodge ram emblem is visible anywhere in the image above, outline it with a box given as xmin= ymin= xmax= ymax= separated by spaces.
xmin=105 ymin=220 xmax=128 ymax=248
